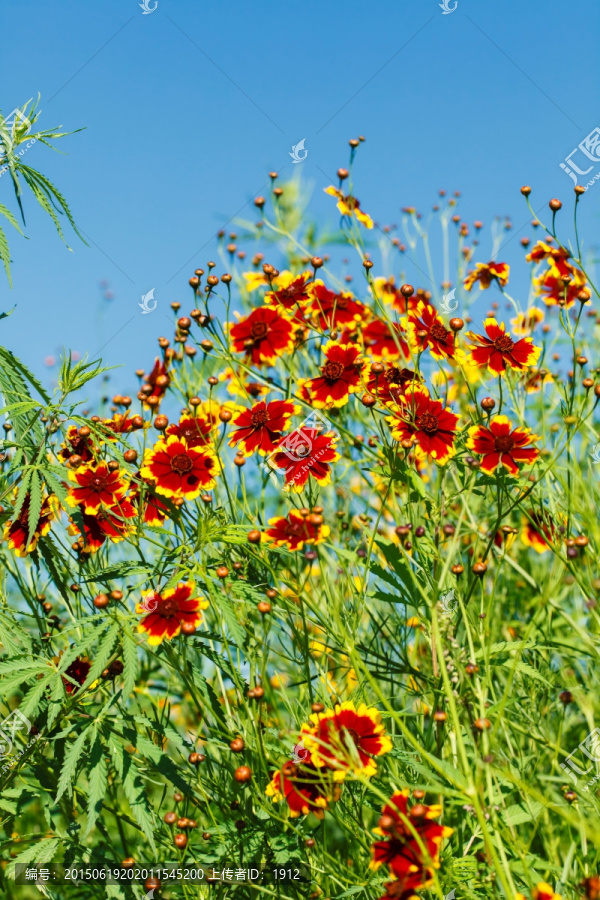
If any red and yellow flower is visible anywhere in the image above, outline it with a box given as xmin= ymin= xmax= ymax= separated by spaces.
xmin=466 ymin=416 xmax=539 ymax=476
xmin=69 ymin=497 xmax=137 ymax=554
xmin=266 ymin=760 xmax=337 ymax=818
xmin=60 ymin=656 xmax=92 ymax=695
xmin=3 ymin=492 xmax=58 ymax=557
xmin=165 ymin=406 xmax=221 ymax=448
xmin=464 ymin=261 xmax=509 ymax=291
xmin=221 ymin=367 xmax=270 ymax=400
xmin=142 ymin=358 xmax=170 ymax=407
xmin=533 ymin=266 xmax=587 ymax=308
xmin=510 ymin=307 xmax=544 ymax=336
xmin=521 ymin=512 xmax=555 ymax=553
xmin=299 ymin=341 xmax=363 ymax=409
xmin=308 ymin=284 xmax=367 ymax=331
xmin=272 ymin=427 xmax=340 ymax=493
xmin=374 ymin=278 xmax=421 ymax=315
xmin=371 ymin=790 xmax=453 ymax=889
xmin=387 ymin=386 xmax=458 ymax=464
xmin=363 ymin=319 xmax=410 ymax=361
xmin=141 ymin=436 xmax=220 ymax=500
xmin=466 ymin=319 xmax=540 ymax=376
xmin=366 ymin=365 xmax=420 ymax=405
xmin=325 ymin=186 xmax=374 ymax=228
xmin=301 ymin=701 xmax=392 ymax=780
xmin=229 ymin=399 xmax=298 ymax=456
xmin=229 ymin=306 xmax=295 ymax=367
xmin=408 ymin=301 xmax=455 ymax=359
xmin=531 ymin=883 xmax=562 ymax=900
xmin=66 ymin=462 xmax=128 ymax=514
xmin=263 ymin=509 xmax=330 ymax=550
xmin=59 ymin=425 xmax=97 ymax=463
xmin=264 ymin=271 xmax=312 ymax=322
xmin=136 ymin=582 xmax=208 ymax=646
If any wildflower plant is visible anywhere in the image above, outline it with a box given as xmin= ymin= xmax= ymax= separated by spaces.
xmin=1 ymin=144 xmax=600 ymax=900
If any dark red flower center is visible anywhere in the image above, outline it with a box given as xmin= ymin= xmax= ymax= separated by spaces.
xmin=417 ymin=413 xmax=439 ymax=434
xmin=251 ymin=408 xmax=269 ymax=426
xmin=171 ymin=453 xmax=194 ymax=475
xmin=247 ymin=382 xmax=263 ymax=397
xmin=493 ymin=333 xmax=514 ymax=352
xmin=336 ymin=295 xmax=349 ymax=309
xmin=179 ymin=424 xmax=203 ymax=442
xmin=156 ymin=597 xmax=180 ymax=617
xmin=494 ymin=434 xmax=515 ymax=452
xmin=286 ymin=521 xmax=307 ymax=537
xmin=385 ymin=366 xmax=415 ymax=386
xmin=278 ymin=284 xmax=305 ymax=304
xmin=250 ymin=321 xmax=269 ymax=340
xmin=429 ymin=322 xmax=449 ymax=342
xmin=294 ymin=444 xmax=311 ymax=458
xmin=322 ymin=360 xmax=345 ymax=381
xmin=344 ymin=727 xmax=361 ymax=746
xmin=90 ymin=475 xmax=109 ymax=490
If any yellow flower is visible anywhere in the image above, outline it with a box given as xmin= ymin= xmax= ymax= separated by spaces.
xmin=324 ymin=186 xmax=374 ymax=229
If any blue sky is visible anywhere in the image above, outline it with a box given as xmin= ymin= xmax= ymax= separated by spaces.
xmin=1 ymin=0 xmax=598 ymax=397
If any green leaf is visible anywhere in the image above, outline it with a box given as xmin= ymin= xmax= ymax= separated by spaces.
xmin=82 ymin=622 xmax=121 ymax=688
xmin=5 ymin=837 xmax=60 ymax=880
xmin=85 ymin=730 xmax=108 ymax=837
xmin=108 ymin=736 xmax=156 ymax=851
xmin=122 ymin=624 xmax=139 ymax=699
xmin=55 ymin=729 xmax=90 ymax=802
xmin=26 ymin=469 xmax=43 ymax=547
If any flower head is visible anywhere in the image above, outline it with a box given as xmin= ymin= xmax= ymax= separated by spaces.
xmin=363 ymin=319 xmax=410 ymax=361
xmin=325 ymin=186 xmax=374 ymax=228
xmin=271 ymin=427 xmax=339 ymax=493
xmin=308 ymin=284 xmax=367 ymax=331
xmin=69 ymin=498 xmax=137 ymax=554
xmin=532 ymin=884 xmax=562 ymax=900
xmin=263 ymin=509 xmax=329 ymax=551
xmin=466 ymin=416 xmax=539 ymax=476
xmin=467 ymin=319 xmax=540 ymax=376
xmin=366 ymin=365 xmax=420 ymax=405
xmin=4 ymin=492 xmax=57 ymax=557
xmin=136 ymin=582 xmax=208 ymax=645
xmin=229 ymin=399 xmax=298 ymax=456
xmin=141 ymin=436 xmax=220 ymax=500
xmin=165 ymin=406 xmax=220 ymax=448
xmin=67 ymin=462 xmax=128 ymax=514
xmin=371 ymin=790 xmax=453 ymax=888
xmin=142 ymin=358 xmax=170 ymax=407
xmin=510 ymin=307 xmax=544 ymax=336
xmin=266 ymin=760 xmax=337 ymax=818
xmin=230 ymin=306 xmax=294 ymax=367
xmin=521 ymin=512 xmax=555 ymax=553
xmin=408 ymin=302 xmax=455 ymax=359
xmin=59 ymin=425 xmax=97 ymax=463
xmin=464 ymin=261 xmax=509 ymax=291
xmin=302 ymin=701 xmax=392 ymax=780
xmin=265 ymin=271 xmax=312 ymax=322
xmin=387 ymin=386 xmax=458 ymax=464
xmin=299 ymin=341 xmax=363 ymax=409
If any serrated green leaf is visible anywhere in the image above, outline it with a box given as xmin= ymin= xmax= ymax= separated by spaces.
xmin=85 ymin=729 xmax=108 ymax=837
xmin=56 ymin=728 xmax=90 ymax=802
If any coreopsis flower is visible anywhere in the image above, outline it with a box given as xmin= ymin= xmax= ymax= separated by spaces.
xmin=521 ymin=512 xmax=555 ymax=553
xmin=266 ymin=760 xmax=338 ymax=818
xmin=408 ymin=301 xmax=455 ymax=359
xmin=59 ymin=425 xmax=96 ymax=463
xmin=264 ymin=271 xmax=312 ymax=322
xmin=466 ymin=416 xmax=539 ymax=476
xmin=60 ymin=656 xmax=92 ymax=695
xmin=3 ymin=492 xmax=57 ymax=557
xmin=136 ymin=582 xmax=208 ymax=646
xmin=325 ymin=185 xmax=374 ymax=228
xmin=263 ymin=509 xmax=330 ymax=550
xmin=69 ymin=498 xmax=137 ymax=553
xmin=229 ymin=306 xmax=294 ymax=366
xmin=165 ymin=406 xmax=221 ymax=448
xmin=102 ymin=413 xmax=138 ymax=438
xmin=308 ymin=283 xmax=367 ymax=331
xmin=526 ymin=239 xmax=571 ymax=271
xmin=532 ymin=884 xmax=562 ymax=900
xmin=363 ymin=319 xmax=410 ymax=361
xmin=221 ymin=367 xmax=270 ymax=400
xmin=378 ymin=881 xmax=421 ymax=900
xmin=229 ymin=399 xmax=298 ymax=455
xmin=366 ymin=365 xmax=420 ymax=405
xmin=299 ymin=341 xmax=362 ymax=409
xmin=464 ymin=261 xmax=510 ymax=291
xmin=466 ymin=319 xmax=540 ymax=376
xmin=371 ymin=790 xmax=453 ymax=888
xmin=67 ymin=462 xmax=128 ymax=514
xmin=387 ymin=386 xmax=459 ymax=464
xmin=143 ymin=358 xmax=170 ymax=406
xmin=271 ymin=427 xmax=339 ymax=492
xmin=141 ymin=436 xmax=220 ymax=499
xmin=301 ymin=701 xmax=392 ymax=781
xmin=510 ymin=307 xmax=544 ymax=335
xmin=533 ymin=266 xmax=587 ymax=308
xmin=521 ymin=368 xmax=553 ymax=393
xmin=242 ymin=270 xmax=272 ymax=292
xmin=374 ymin=277 xmax=421 ymax=314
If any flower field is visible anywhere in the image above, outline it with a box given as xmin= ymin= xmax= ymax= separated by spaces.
xmin=1 ymin=142 xmax=600 ymax=900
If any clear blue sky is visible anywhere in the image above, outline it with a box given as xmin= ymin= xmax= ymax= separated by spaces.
xmin=1 ymin=0 xmax=598 ymax=398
